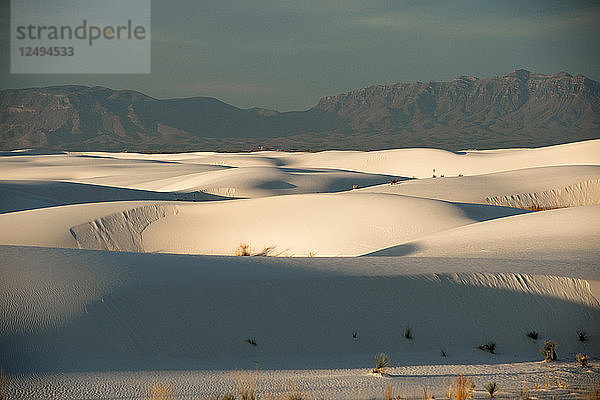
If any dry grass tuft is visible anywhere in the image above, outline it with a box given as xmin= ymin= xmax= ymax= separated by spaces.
xmin=148 ymin=383 xmax=173 ymax=400
xmin=478 ymin=342 xmax=496 ymax=354
xmin=526 ymin=331 xmax=538 ymax=340
xmin=448 ymin=375 xmax=474 ymax=400
xmin=235 ymin=244 xmax=252 ymax=256
xmin=577 ymin=353 xmax=589 ymax=367
xmin=235 ymin=371 xmax=258 ymax=400
xmin=235 ymin=244 xmax=274 ymax=256
xmin=383 ymin=384 xmax=394 ymax=400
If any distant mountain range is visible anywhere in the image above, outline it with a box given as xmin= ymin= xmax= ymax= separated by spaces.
xmin=1 ymin=69 xmax=599 ymax=151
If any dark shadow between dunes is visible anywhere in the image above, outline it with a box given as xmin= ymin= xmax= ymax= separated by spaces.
xmin=0 ymin=180 xmax=230 ymax=213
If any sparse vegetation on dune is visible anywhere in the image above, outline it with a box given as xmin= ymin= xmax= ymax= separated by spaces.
xmin=235 ymin=371 xmax=258 ymax=400
xmin=373 ymin=352 xmax=391 ymax=374
xmin=485 ymin=382 xmax=497 ymax=399
xmin=578 ymin=330 xmax=588 ymax=342
xmin=235 ymin=244 xmax=275 ymax=256
xmin=478 ymin=341 xmax=496 ymax=354
xmin=447 ymin=374 xmax=474 ymax=400
xmin=148 ymin=383 xmax=173 ymax=400
xmin=135 ymin=372 xmax=600 ymax=400
xmin=576 ymin=353 xmax=589 ymax=367
xmin=526 ymin=331 xmax=538 ymax=340
xmin=541 ymin=340 xmax=557 ymax=361
xmin=235 ymin=243 xmax=252 ymax=256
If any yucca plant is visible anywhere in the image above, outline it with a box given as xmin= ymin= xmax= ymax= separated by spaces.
xmin=541 ymin=340 xmax=557 ymax=361
xmin=373 ymin=352 xmax=391 ymax=374
xmin=486 ymin=382 xmax=497 ymax=399
xmin=576 ymin=353 xmax=589 ymax=367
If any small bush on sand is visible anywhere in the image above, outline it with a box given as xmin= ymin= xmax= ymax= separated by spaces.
xmin=404 ymin=326 xmax=413 ymax=339
xmin=149 ymin=383 xmax=173 ymax=400
xmin=235 ymin=372 xmax=257 ymax=400
xmin=577 ymin=353 xmax=589 ymax=367
xmin=373 ymin=352 xmax=391 ymax=374
xmin=235 ymin=244 xmax=252 ymax=256
xmin=448 ymin=374 xmax=474 ymax=400
xmin=526 ymin=331 xmax=538 ymax=340
xmin=485 ymin=382 xmax=497 ymax=399
xmin=246 ymin=337 xmax=257 ymax=346
xmin=478 ymin=342 xmax=496 ymax=354
xmin=541 ymin=340 xmax=557 ymax=361
xmin=384 ymin=383 xmax=403 ymax=400
xmin=578 ymin=330 xmax=588 ymax=342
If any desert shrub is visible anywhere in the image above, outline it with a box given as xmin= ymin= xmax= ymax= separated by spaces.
xmin=449 ymin=374 xmax=474 ymax=400
xmin=373 ymin=352 xmax=391 ymax=373
xmin=578 ymin=330 xmax=588 ymax=342
xmin=441 ymin=348 xmax=447 ymax=357
xmin=383 ymin=384 xmax=394 ymax=400
xmin=235 ymin=372 xmax=257 ymax=400
xmin=149 ymin=383 xmax=173 ymax=400
xmin=541 ymin=340 xmax=557 ymax=361
xmin=404 ymin=326 xmax=413 ymax=339
xmin=235 ymin=244 xmax=252 ymax=256
xmin=351 ymin=184 xmax=359 ymax=189
xmin=485 ymin=382 xmax=497 ymax=399
xmin=577 ymin=353 xmax=589 ymax=367
xmin=246 ymin=337 xmax=257 ymax=346
xmin=352 ymin=331 xmax=358 ymax=339
xmin=389 ymin=178 xmax=401 ymax=185
xmin=478 ymin=342 xmax=496 ymax=354
xmin=526 ymin=331 xmax=538 ymax=340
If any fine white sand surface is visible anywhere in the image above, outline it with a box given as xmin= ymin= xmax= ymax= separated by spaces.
xmin=0 ymin=140 xmax=599 ymax=399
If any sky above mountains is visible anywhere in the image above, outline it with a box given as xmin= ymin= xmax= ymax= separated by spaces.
xmin=1 ymin=0 xmax=599 ymax=111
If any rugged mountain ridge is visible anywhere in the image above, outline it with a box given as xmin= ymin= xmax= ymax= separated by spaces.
xmin=1 ymin=70 xmax=599 ymax=151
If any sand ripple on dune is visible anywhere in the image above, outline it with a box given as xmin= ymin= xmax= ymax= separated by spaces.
xmin=486 ymin=178 xmax=600 ymax=209
xmin=70 ymin=204 xmax=179 ymax=252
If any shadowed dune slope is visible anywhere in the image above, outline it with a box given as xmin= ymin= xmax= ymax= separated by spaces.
xmin=1 ymin=246 xmax=598 ymax=374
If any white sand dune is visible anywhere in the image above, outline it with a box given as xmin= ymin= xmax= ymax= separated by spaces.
xmin=361 ymin=165 xmax=600 ymax=208
xmin=367 ymin=205 xmax=600 ymax=261
xmin=1 ymin=140 xmax=599 ymax=399
xmin=1 ymin=245 xmax=598 ymax=376
xmin=0 ymin=194 xmax=526 ymax=256
xmin=282 ymin=139 xmax=600 ymax=177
